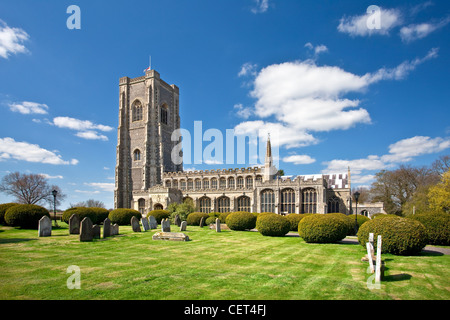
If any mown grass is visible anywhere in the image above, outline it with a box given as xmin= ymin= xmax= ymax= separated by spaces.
xmin=0 ymin=223 xmax=449 ymax=300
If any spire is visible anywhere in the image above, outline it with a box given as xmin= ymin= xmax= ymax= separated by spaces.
xmin=266 ymin=133 xmax=272 ymax=159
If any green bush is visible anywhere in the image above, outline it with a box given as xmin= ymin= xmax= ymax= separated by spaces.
xmin=409 ymin=213 xmax=450 ymax=246
xmin=219 ymin=211 xmax=232 ymax=223
xmin=357 ymin=215 xmax=428 ymax=255
xmin=186 ymin=212 xmax=209 ymax=226
xmin=209 ymin=212 xmax=221 ymax=218
xmin=147 ymin=209 xmax=170 ymax=224
xmin=256 ymin=213 xmax=290 ymax=237
xmin=327 ymin=213 xmax=354 ymax=236
xmin=0 ymin=203 xmax=19 ymax=225
xmin=285 ymin=214 xmax=303 ymax=231
xmin=298 ymin=214 xmax=348 ymax=243
xmin=226 ymin=211 xmax=257 ymax=231
xmin=205 ymin=216 xmax=216 ymax=225
xmin=4 ymin=204 xmax=50 ymax=229
xmin=108 ymin=208 xmax=142 ymax=226
xmin=62 ymin=207 xmax=107 ymax=224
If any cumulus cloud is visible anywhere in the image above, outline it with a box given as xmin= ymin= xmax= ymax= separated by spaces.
xmin=238 ymin=62 xmax=258 ymax=77
xmin=0 ymin=20 xmax=29 ymax=59
xmin=337 ymin=7 xmax=402 ymax=36
xmin=53 ymin=116 xmax=113 ymax=141
xmin=0 ymin=137 xmax=78 ymax=165
xmin=282 ymin=154 xmax=316 ymax=165
xmin=8 ymin=101 xmax=49 ymax=115
xmin=85 ymin=182 xmax=115 ymax=192
xmin=251 ymin=0 xmax=269 ymax=14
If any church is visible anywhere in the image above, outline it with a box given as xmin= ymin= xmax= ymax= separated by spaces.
xmin=114 ymin=69 xmax=363 ymax=216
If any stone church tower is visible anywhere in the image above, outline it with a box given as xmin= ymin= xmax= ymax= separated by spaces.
xmin=114 ymin=69 xmax=182 ymax=209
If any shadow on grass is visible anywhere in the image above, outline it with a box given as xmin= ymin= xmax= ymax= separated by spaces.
xmin=383 ymin=273 xmax=412 ymax=282
xmin=0 ymin=238 xmax=36 ymax=244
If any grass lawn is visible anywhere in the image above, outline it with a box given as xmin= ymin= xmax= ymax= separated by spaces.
xmin=0 ymin=223 xmax=449 ymax=300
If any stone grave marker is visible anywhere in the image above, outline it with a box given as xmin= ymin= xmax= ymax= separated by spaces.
xmin=111 ymin=224 xmax=119 ymax=236
xmin=131 ymin=216 xmax=141 ymax=232
xmin=103 ymin=218 xmax=111 ymax=238
xmin=152 ymin=232 xmax=190 ymax=241
xmin=149 ymin=215 xmax=157 ymax=229
xmin=375 ymin=235 xmax=382 ymax=283
xmin=141 ymin=217 xmax=150 ymax=231
xmin=199 ymin=217 xmax=205 ymax=228
xmin=174 ymin=214 xmax=181 ymax=227
xmin=92 ymin=225 xmax=101 ymax=239
xmin=180 ymin=220 xmax=187 ymax=231
xmin=215 ymin=218 xmax=221 ymax=232
xmin=38 ymin=215 xmax=52 ymax=237
xmin=69 ymin=213 xmax=80 ymax=234
xmin=366 ymin=243 xmax=375 ymax=273
xmin=80 ymin=217 xmax=94 ymax=242
xmin=162 ymin=218 xmax=171 ymax=232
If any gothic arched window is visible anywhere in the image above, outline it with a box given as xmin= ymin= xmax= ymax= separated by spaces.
xmin=260 ymin=189 xmax=275 ymax=213
xmin=281 ymin=188 xmax=295 ymax=214
xmin=160 ymin=104 xmax=168 ymax=125
xmin=200 ymin=197 xmax=211 ymax=213
xmin=217 ymin=196 xmax=230 ymax=213
xmin=302 ymin=188 xmax=317 ymax=214
xmin=133 ymin=149 xmax=141 ymax=161
xmin=132 ymin=101 xmax=143 ymax=122
xmin=327 ymin=196 xmax=340 ymax=213
xmin=237 ymin=196 xmax=251 ymax=212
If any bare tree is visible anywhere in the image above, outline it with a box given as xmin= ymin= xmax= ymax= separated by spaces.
xmin=0 ymin=172 xmax=66 ymax=207
xmin=432 ymin=155 xmax=450 ymax=175
xmin=71 ymin=199 xmax=106 ymax=208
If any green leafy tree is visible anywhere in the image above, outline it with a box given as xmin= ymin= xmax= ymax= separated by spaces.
xmin=428 ymin=169 xmax=450 ymax=213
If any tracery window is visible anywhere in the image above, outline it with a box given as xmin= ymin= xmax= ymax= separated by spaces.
xmin=132 ymin=101 xmax=143 ymax=122
xmin=237 ymin=177 xmax=244 ymax=189
xmin=281 ymin=188 xmax=295 ymax=214
xmin=160 ymin=104 xmax=168 ymax=125
xmin=217 ymin=196 xmax=230 ymax=213
xmin=302 ymin=188 xmax=317 ymax=214
xmin=260 ymin=189 xmax=275 ymax=213
xmin=237 ymin=196 xmax=251 ymax=212
xmin=228 ymin=177 xmax=235 ymax=189
xmin=211 ymin=178 xmax=218 ymax=189
xmin=200 ymin=197 xmax=211 ymax=213
xmin=246 ymin=176 xmax=253 ymax=189
xmin=327 ymin=196 xmax=340 ymax=213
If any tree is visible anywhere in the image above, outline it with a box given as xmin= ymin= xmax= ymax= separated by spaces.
xmin=351 ymin=186 xmax=371 ymax=203
xmin=71 ymin=199 xmax=106 ymax=208
xmin=0 ymin=172 xmax=66 ymax=208
xmin=432 ymin=155 xmax=450 ymax=175
xmin=428 ymin=169 xmax=450 ymax=213
xmin=370 ymin=165 xmax=440 ymax=215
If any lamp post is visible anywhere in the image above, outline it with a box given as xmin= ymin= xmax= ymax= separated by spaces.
xmin=354 ymin=191 xmax=360 ymax=235
xmin=52 ymin=189 xmax=58 ymax=227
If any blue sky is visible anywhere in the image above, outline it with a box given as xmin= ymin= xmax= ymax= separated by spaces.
xmin=0 ymin=0 xmax=449 ymax=210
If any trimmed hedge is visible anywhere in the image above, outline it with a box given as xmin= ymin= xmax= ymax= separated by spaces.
xmin=219 ymin=211 xmax=232 ymax=223
xmin=225 ymin=211 xmax=257 ymax=231
xmin=327 ymin=213 xmax=354 ymax=236
xmin=285 ymin=214 xmax=306 ymax=232
xmin=147 ymin=210 xmax=170 ymax=224
xmin=409 ymin=213 xmax=450 ymax=246
xmin=357 ymin=215 xmax=428 ymax=255
xmin=62 ymin=207 xmax=108 ymax=225
xmin=298 ymin=214 xmax=348 ymax=243
xmin=108 ymin=208 xmax=142 ymax=226
xmin=0 ymin=203 xmax=19 ymax=225
xmin=186 ymin=212 xmax=209 ymax=226
xmin=256 ymin=213 xmax=290 ymax=237
xmin=4 ymin=204 xmax=50 ymax=229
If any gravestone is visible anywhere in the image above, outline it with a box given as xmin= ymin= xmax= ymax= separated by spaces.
xmin=199 ymin=217 xmax=205 ymax=228
xmin=149 ymin=215 xmax=157 ymax=229
xmin=80 ymin=217 xmax=94 ymax=242
xmin=103 ymin=218 xmax=111 ymax=238
xmin=92 ymin=225 xmax=101 ymax=239
xmin=131 ymin=216 xmax=141 ymax=232
xmin=375 ymin=235 xmax=383 ymax=283
xmin=215 ymin=218 xmax=221 ymax=232
xmin=366 ymin=243 xmax=375 ymax=273
xmin=174 ymin=214 xmax=181 ymax=227
xmin=161 ymin=218 xmax=171 ymax=232
xmin=69 ymin=213 xmax=80 ymax=234
xmin=141 ymin=217 xmax=150 ymax=231
xmin=111 ymin=224 xmax=119 ymax=236
xmin=38 ymin=215 xmax=52 ymax=237
xmin=152 ymin=232 xmax=190 ymax=241
xmin=180 ymin=220 xmax=187 ymax=232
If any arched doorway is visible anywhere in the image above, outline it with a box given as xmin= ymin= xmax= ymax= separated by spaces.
xmin=154 ymin=203 xmax=163 ymax=210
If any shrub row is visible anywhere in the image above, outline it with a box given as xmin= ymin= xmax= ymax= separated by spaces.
xmin=62 ymin=207 xmax=109 ymax=225
xmin=3 ymin=204 xmax=50 ymax=229
xmin=147 ymin=209 xmax=170 ymax=224
xmin=256 ymin=213 xmax=290 ymax=237
xmin=408 ymin=213 xmax=450 ymax=246
xmin=108 ymin=208 xmax=141 ymax=225
xmin=226 ymin=212 xmax=257 ymax=231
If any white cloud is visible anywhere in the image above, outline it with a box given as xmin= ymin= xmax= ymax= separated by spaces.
xmin=233 ymin=103 xmax=253 ymax=119
xmin=337 ymin=7 xmax=402 ymax=36
xmin=8 ymin=101 xmax=49 ymax=115
xmin=238 ymin=62 xmax=258 ymax=77
xmin=282 ymin=154 xmax=316 ymax=165
xmin=323 ymin=156 xmax=387 ymax=175
xmin=53 ymin=116 xmax=113 ymax=141
xmin=84 ymin=182 xmax=115 ymax=192
xmin=305 ymin=42 xmax=328 ymax=56
xmin=400 ymin=16 xmax=450 ymax=43
xmin=39 ymin=173 xmax=64 ymax=179
xmin=75 ymin=130 xmax=108 ymax=141
xmin=0 ymin=137 xmax=78 ymax=165
xmin=381 ymin=136 xmax=450 ymax=163
xmin=0 ymin=20 xmax=29 ymax=59
xmin=251 ymin=0 xmax=269 ymax=14
xmin=75 ymin=189 xmax=101 ymax=194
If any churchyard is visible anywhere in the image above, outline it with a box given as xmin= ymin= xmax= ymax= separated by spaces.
xmin=0 ymin=220 xmax=449 ymax=300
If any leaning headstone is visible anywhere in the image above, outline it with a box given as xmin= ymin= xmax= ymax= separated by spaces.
xmin=366 ymin=243 xmax=375 ymax=273
xmin=103 ymin=218 xmax=111 ymax=238
xmin=215 ymin=218 xmax=221 ymax=232
xmin=80 ymin=217 xmax=94 ymax=242
xmin=149 ymin=215 xmax=157 ymax=229
xmin=375 ymin=235 xmax=382 ymax=283
xmin=174 ymin=214 xmax=181 ymax=227
xmin=92 ymin=225 xmax=101 ymax=239
xmin=141 ymin=217 xmax=150 ymax=231
xmin=131 ymin=216 xmax=141 ymax=232
xmin=69 ymin=213 xmax=80 ymax=234
xmin=38 ymin=215 xmax=52 ymax=237
xmin=180 ymin=220 xmax=187 ymax=232
xmin=199 ymin=217 xmax=205 ymax=228
xmin=111 ymin=224 xmax=119 ymax=236
xmin=162 ymin=218 xmax=171 ymax=232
